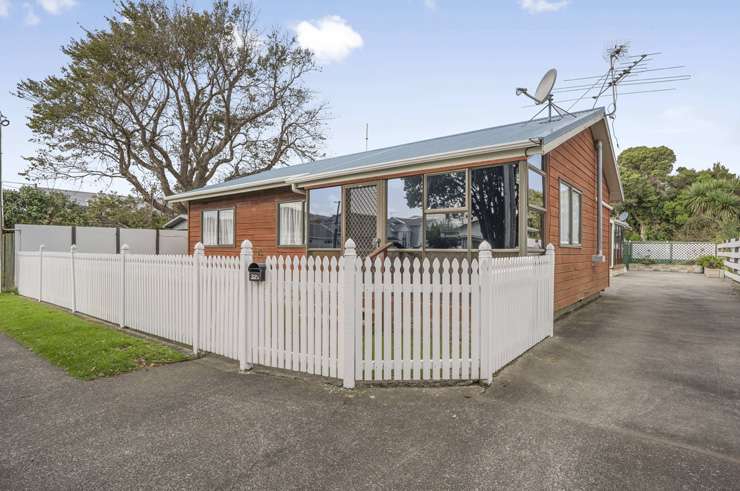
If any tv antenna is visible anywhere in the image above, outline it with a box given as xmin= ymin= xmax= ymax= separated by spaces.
xmin=551 ymin=43 xmax=691 ymax=121
xmin=516 ymin=68 xmax=574 ymax=122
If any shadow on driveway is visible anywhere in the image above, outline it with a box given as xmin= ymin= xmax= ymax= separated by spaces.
xmin=1 ymin=272 xmax=738 ymax=488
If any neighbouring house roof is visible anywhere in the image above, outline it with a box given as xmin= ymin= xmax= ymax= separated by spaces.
xmin=166 ymin=107 xmax=622 ymax=203
xmin=163 ymin=214 xmax=188 ymax=230
xmin=35 ymin=187 xmax=104 ymax=207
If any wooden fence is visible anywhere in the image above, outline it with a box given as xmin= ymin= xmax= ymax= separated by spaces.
xmin=16 ymin=239 xmax=555 ymax=388
xmin=718 ymin=238 xmax=740 ymax=284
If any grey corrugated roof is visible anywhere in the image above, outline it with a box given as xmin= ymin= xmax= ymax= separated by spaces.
xmin=170 ymin=107 xmax=605 ymax=200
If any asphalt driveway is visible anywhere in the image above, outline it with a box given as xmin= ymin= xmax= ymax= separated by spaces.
xmin=1 ymin=271 xmax=739 ymax=489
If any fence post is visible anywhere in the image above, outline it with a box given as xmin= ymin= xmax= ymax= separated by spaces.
xmin=545 ymin=243 xmax=556 ymax=336
xmin=239 ymin=240 xmax=253 ymax=371
xmin=341 ymin=239 xmax=357 ymax=389
xmin=669 ymin=242 xmax=673 ymax=264
xmin=193 ymin=242 xmax=204 ymax=355
xmin=70 ymin=245 xmax=77 ymax=313
xmin=38 ymin=244 xmax=45 ymax=302
xmin=119 ymin=244 xmax=128 ymax=328
xmin=478 ymin=241 xmax=492 ymax=385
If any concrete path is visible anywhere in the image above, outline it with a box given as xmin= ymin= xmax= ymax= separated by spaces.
xmin=1 ymin=272 xmax=739 ymax=489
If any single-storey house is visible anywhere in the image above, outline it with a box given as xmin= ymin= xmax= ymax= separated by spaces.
xmin=166 ymin=107 xmax=623 ymax=314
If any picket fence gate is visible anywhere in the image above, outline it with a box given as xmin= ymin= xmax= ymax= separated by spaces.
xmin=16 ymin=239 xmax=555 ymax=388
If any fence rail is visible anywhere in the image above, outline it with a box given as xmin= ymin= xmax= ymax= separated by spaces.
xmin=718 ymin=238 xmax=740 ymax=284
xmin=16 ymin=239 xmax=555 ymax=387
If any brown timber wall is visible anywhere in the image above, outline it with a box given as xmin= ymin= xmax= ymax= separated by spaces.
xmin=547 ymin=128 xmax=611 ymax=312
xmin=188 ymin=187 xmax=306 ymax=261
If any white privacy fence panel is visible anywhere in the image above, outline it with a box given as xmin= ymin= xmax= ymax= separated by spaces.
xmin=125 ymin=255 xmax=194 ymax=346
xmin=718 ymin=238 xmax=740 ymax=284
xmin=628 ymin=241 xmax=717 ymax=262
xmin=17 ymin=239 xmax=556 ymax=388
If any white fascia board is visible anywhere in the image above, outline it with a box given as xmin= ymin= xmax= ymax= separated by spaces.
xmin=540 ymin=111 xmax=604 ymax=155
xmin=165 ymin=174 xmax=309 ymax=203
xmin=286 ymin=140 xmax=536 ymax=186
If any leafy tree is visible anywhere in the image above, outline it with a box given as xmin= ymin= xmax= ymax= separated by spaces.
xmin=16 ymin=0 xmax=325 ymax=212
xmin=84 ymin=194 xmax=168 ymax=228
xmin=2 ymin=187 xmax=85 ymax=229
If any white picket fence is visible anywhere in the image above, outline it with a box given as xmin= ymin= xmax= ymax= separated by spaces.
xmin=718 ymin=238 xmax=740 ymax=284
xmin=16 ymin=240 xmax=555 ymax=387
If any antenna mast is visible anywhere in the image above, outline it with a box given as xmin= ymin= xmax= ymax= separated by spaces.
xmin=364 ymin=123 xmax=369 ymax=151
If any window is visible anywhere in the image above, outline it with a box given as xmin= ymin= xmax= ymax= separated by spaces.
xmin=470 ymin=164 xmax=519 ymax=249
xmin=308 ymin=186 xmax=342 ymax=249
xmin=527 ymin=154 xmax=546 ymax=250
xmin=559 ymin=181 xmax=582 ymax=246
xmin=278 ymin=201 xmax=305 ymax=246
xmin=426 ymin=171 xmax=466 ymax=209
xmin=202 ymin=208 xmax=234 ymax=246
xmin=425 ymin=213 xmax=467 ymax=249
xmin=387 ymin=176 xmax=423 ymax=249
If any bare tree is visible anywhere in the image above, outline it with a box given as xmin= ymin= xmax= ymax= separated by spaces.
xmin=16 ymin=0 xmax=325 ymax=212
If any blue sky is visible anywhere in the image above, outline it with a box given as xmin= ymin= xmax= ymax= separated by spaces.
xmin=0 ymin=0 xmax=738 ymax=194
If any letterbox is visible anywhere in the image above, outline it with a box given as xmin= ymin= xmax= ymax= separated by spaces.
xmin=248 ymin=262 xmax=266 ymax=282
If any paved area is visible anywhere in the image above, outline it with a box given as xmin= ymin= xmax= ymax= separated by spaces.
xmin=1 ymin=272 xmax=739 ymax=489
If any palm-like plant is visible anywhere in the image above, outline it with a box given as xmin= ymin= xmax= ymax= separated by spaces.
xmin=684 ymin=179 xmax=740 ymax=222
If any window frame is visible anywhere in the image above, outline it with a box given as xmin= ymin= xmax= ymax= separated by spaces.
xmin=527 ymin=153 xmax=547 ymax=252
xmin=201 ymin=207 xmax=236 ymax=248
xmin=559 ymin=179 xmax=583 ymax=247
xmin=423 ymin=169 xmax=470 ymax=251
xmin=276 ymin=200 xmax=306 ymax=248
xmin=386 ymin=175 xmax=424 ymax=251
xmin=307 ymin=185 xmax=344 ymax=251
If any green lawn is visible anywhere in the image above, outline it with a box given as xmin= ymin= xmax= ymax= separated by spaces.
xmin=0 ymin=293 xmax=189 ymax=380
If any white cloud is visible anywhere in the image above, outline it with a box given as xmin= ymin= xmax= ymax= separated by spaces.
xmin=23 ymin=3 xmax=40 ymax=25
xmin=519 ymin=0 xmax=569 ymax=14
xmin=0 ymin=0 xmax=10 ymax=17
xmin=424 ymin=0 xmax=438 ymax=10
xmin=294 ymin=15 xmax=363 ymax=64
xmin=37 ymin=0 xmax=76 ymax=15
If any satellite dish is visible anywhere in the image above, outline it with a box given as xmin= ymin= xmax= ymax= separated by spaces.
xmin=618 ymin=211 xmax=629 ymax=221
xmin=534 ymin=69 xmax=557 ymax=104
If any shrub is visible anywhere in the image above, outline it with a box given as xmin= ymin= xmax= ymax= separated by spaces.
xmin=696 ymin=255 xmax=724 ymax=269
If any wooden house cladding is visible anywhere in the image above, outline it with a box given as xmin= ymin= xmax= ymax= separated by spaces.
xmin=547 ymin=128 xmax=611 ymax=312
xmin=188 ymin=187 xmax=306 ymax=261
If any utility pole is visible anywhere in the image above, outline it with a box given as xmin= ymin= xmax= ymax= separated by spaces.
xmin=0 ymin=111 xmax=9 ymax=292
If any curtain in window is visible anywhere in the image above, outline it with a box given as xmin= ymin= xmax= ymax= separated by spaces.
xmin=203 ymin=210 xmax=219 ymax=246
xmin=218 ymin=209 xmax=234 ymax=245
xmin=559 ymin=183 xmax=570 ymax=244
xmin=280 ymin=202 xmax=305 ymax=246
xmin=571 ymin=193 xmax=581 ymax=245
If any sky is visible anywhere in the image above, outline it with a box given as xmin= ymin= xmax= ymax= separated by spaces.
xmin=0 ymin=0 xmax=739 ymax=195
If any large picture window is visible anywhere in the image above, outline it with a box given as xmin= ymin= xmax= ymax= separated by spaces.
xmin=559 ymin=181 xmax=582 ymax=246
xmin=308 ymin=186 xmax=342 ymax=249
xmin=387 ymin=176 xmax=423 ymax=249
xmin=278 ymin=201 xmax=305 ymax=246
xmin=202 ymin=208 xmax=234 ymax=246
xmin=470 ymin=164 xmax=519 ymax=249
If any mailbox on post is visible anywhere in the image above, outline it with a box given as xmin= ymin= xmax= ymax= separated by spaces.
xmin=248 ymin=262 xmax=266 ymax=282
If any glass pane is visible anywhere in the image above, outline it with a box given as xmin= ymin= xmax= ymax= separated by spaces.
xmin=572 ymin=192 xmax=581 ymax=244
xmin=203 ymin=210 xmax=218 ymax=246
xmin=528 ymin=169 xmax=544 ymax=208
xmin=527 ymin=153 xmax=543 ymax=171
xmin=559 ymin=183 xmax=570 ymax=244
xmin=425 ymin=213 xmax=467 ymax=249
xmin=309 ymin=187 xmax=342 ymax=248
xmin=426 ymin=171 xmax=466 ymax=209
xmin=470 ymin=164 xmax=519 ymax=249
xmin=279 ymin=202 xmax=305 ymax=246
xmin=386 ymin=176 xmax=423 ymax=249
xmin=218 ymin=209 xmax=234 ymax=245
xmin=527 ymin=210 xmax=544 ymax=249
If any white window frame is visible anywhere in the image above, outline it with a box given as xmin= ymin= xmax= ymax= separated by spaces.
xmin=559 ymin=180 xmax=582 ymax=247
xmin=277 ymin=200 xmax=306 ymax=247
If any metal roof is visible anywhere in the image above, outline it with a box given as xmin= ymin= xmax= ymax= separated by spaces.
xmin=167 ymin=108 xmax=608 ymax=202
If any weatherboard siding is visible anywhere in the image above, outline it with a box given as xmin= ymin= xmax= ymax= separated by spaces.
xmin=188 ymin=187 xmax=306 ymax=261
xmin=547 ymin=128 xmax=611 ymax=313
